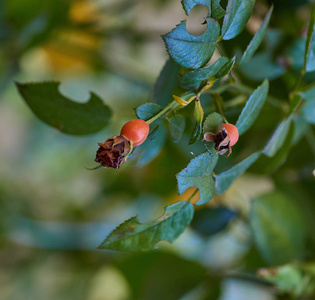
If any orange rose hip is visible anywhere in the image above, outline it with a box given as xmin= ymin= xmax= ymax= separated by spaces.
xmin=120 ymin=119 xmax=150 ymax=146
xmin=218 ymin=123 xmax=239 ymax=146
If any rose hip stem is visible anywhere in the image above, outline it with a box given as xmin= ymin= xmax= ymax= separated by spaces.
xmin=146 ymin=101 xmax=179 ymax=124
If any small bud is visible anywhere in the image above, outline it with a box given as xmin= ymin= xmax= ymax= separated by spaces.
xmin=189 ymin=99 xmax=204 ymax=144
xmin=194 ymin=98 xmax=204 ymax=123
xmin=95 ymin=136 xmax=130 ymax=169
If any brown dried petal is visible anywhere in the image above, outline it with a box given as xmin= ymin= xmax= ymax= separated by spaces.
xmin=215 ymin=129 xmax=230 ymax=154
xmin=204 ymin=129 xmax=232 ymax=156
xmin=203 ymin=132 xmax=216 ymax=142
xmin=95 ymin=135 xmax=131 ymax=169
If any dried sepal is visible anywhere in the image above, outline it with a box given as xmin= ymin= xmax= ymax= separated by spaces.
xmin=203 ymin=132 xmax=216 ymax=142
xmin=95 ymin=135 xmax=131 ymax=169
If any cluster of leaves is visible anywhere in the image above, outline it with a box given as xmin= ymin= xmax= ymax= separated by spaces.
xmin=15 ymin=0 xmax=315 ymax=298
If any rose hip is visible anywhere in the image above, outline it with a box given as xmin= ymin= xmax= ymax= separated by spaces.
xmin=120 ymin=119 xmax=150 ymax=147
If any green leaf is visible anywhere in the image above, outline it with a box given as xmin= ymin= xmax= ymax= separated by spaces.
xmin=262 ymin=122 xmax=295 ymax=173
xmin=213 ymin=56 xmax=236 ymax=79
xmin=7 ymin=0 xmax=71 ymax=51
xmin=189 ymin=122 xmax=203 ymax=144
xmin=176 ymin=151 xmax=218 ymax=205
xmin=211 ymin=0 xmax=226 ymax=20
xmin=203 ymin=112 xmax=223 ymax=133
xmin=292 ymin=115 xmax=309 ymax=144
xmin=300 ymin=86 xmax=315 ymax=124
xmin=132 ymin=125 xmax=167 ymax=167
xmin=250 ymin=192 xmax=306 ymax=265
xmin=180 ymin=0 xmax=225 ymax=20
xmin=239 ymin=52 xmax=285 ymax=81
xmin=181 ymin=0 xmax=211 ymax=17
xmin=263 ymin=117 xmax=292 ymax=157
xmin=191 ymin=206 xmax=236 ymax=236
xmin=181 ymin=56 xmax=235 ymax=90
xmin=304 ymin=5 xmax=315 ymax=72
xmin=16 ymin=81 xmax=112 ymax=135
xmin=289 ymin=93 xmax=303 ymax=115
xmin=259 ymin=263 xmax=315 ymax=297
xmin=153 ymin=58 xmax=180 ymax=107
xmin=135 ymin=103 xmax=164 ymax=129
xmin=162 ymin=18 xmax=220 ymax=69
xmin=302 ymin=99 xmax=315 ymax=124
xmin=221 ymin=0 xmax=255 ymax=40
xmin=168 ymin=115 xmax=185 ymax=143
xmin=181 ymin=57 xmax=229 ymax=90
xmin=240 ymin=5 xmax=273 ymax=65
xmin=98 ymin=201 xmax=194 ymax=251
xmin=215 ymin=151 xmax=261 ymax=194
xmin=235 ymin=79 xmax=269 ymax=135
xmin=136 ymin=103 xmax=163 ymax=121
xmin=117 ymin=252 xmax=207 ymax=300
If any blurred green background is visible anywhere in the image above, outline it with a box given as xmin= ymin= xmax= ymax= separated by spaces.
xmin=1 ymin=0 xmax=315 ymax=299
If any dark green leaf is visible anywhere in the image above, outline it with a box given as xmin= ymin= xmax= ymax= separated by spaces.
xmin=7 ymin=0 xmax=71 ymax=51
xmin=289 ymin=93 xmax=303 ymax=115
xmin=221 ymin=0 xmax=255 ymax=40
xmin=211 ymin=0 xmax=226 ymax=20
xmin=176 ymin=151 xmax=218 ymax=205
xmin=292 ymin=116 xmax=309 ymax=144
xmin=191 ymin=206 xmax=237 ymax=236
xmin=303 ymin=102 xmax=315 ymax=124
xmin=239 ymin=52 xmax=285 ymax=81
xmin=180 ymin=0 xmax=225 ymax=20
xmin=136 ymin=103 xmax=163 ymax=121
xmin=162 ymin=18 xmax=220 ymax=69
xmin=189 ymin=122 xmax=203 ymax=144
xmin=16 ymin=81 xmax=112 ymax=135
xmin=168 ymin=115 xmax=185 ymax=143
xmin=263 ymin=117 xmax=292 ymax=157
xmin=203 ymin=112 xmax=223 ymax=133
xmin=98 ymin=201 xmax=194 ymax=251
xmin=135 ymin=103 xmax=164 ymax=129
xmin=250 ymin=192 xmax=306 ymax=265
xmin=181 ymin=57 xmax=229 ymax=90
xmin=117 ymin=251 xmax=207 ymax=300
xmin=300 ymin=86 xmax=315 ymax=124
xmin=287 ymin=37 xmax=306 ymax=72
xmin=235 ymin=79 xmax=269 ymax=135
xmin=153 ymin=58 xmax=180 ymax=107
xmin=304 ymin=5 xmax=315 ymax=72
xmin=262 ymin=122 xmax=295 ymax=173
xmin=181 ymin=0 xmax=211 ymax=16
xmin=132 ymin=125 xmax=167 ymax=167
xmin=215 ymin=151 xmax=261 ymax=194
xmin=213 ymin=56 xmax=236 ymax=79
xmin=240 ymin=5 xmax=274 ymax=65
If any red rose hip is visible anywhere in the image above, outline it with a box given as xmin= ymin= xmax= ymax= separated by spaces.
xmin=120 ymin=119 xmax=150 ymax=146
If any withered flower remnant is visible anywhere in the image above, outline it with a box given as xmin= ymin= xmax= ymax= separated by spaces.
xmin=94 ymin=119 xmax=150 ymax=169
xmin=204 ymin=123 xmax=239 ymax=157
xmin=95 ymin=136 xmax=130 ymax=169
